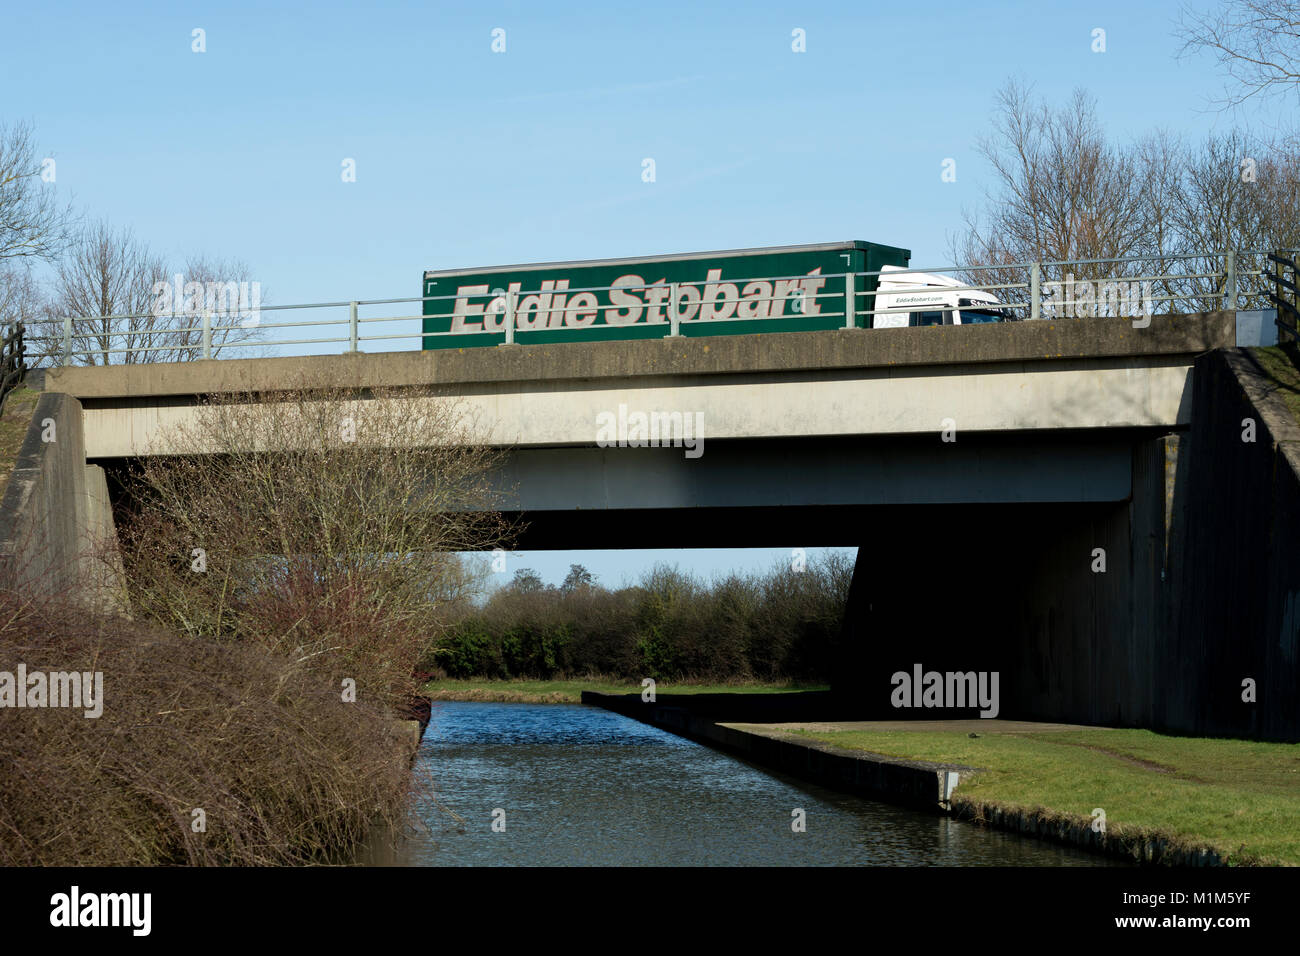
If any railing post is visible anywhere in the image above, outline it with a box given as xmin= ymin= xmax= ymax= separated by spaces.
xmin=1224 ymin=250 xmax=1237 ymax=312
xmin=844 ymin=272 xmax=856 ymax=329
xmin=1292 ymin=254 xmax=1300 ymax=339
xmin=1291 ymin=253 xmax=1298 ymax=323
xmin=349 ymin=301 xmax=359 ymax=352
xmin=61 ymin=315 xmax=72 ymax=365
xmin=1283 ymin=250 xmax=1298 ymax=341
xmin=202 ymin=309 xmax=212 ymax=359
xmin=669 ymin=282 xmax=681 ymax=337
xmin=1030 ymin=263 xmax=1041 ymax=321
xmin=503 ymin=291 xmax=516 ymax=345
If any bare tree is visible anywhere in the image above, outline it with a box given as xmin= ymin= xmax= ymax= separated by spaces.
xmin=1177 ymin=1 xmax=1300 ymax=109
xmin=1167 ymin=131 xmax=1274 ymax=308
xmin=119 ymin=385 xmax=515 ymax=709
xmin=40 ymin=222 xmax=266 ymax=365
xmin=0 ymin=265 xmax=47 ymax=331
xmin=954 ymin=80 xmax=1300 ymax=316
xmin=0 ymin=120 xmax=75 ymax=265
xmin=951 ymin=81 xmax=1151 ymax=312
xmin=0 ymin=121 xmax=72 ymax=358
xmin=152 ymin=253 xmax=268 ymax=361
xmin=1132 ymin=129 xmax=1192 ymax=309
xmin=46 ymin=221 xmax=168 ymax=364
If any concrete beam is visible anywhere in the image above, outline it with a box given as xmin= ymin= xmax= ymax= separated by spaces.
xmin=77 ymin=358 xmax=1193 ymax=458
xmin=495 ymin=435 xmax=1135 ymax=512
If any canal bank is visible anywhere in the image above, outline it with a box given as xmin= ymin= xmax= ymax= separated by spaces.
xmin=582 ymin=692 xmax=1281 ymax=866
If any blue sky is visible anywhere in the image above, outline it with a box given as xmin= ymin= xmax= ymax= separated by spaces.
xmin=478 ymin=547 xmax=851 ymax=594
xmin=5 ymin=0 xmax=1268 ymax=293
xmin=3 ymin=0 xmax=1277 ymax=586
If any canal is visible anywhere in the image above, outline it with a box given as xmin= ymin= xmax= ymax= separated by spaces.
xmin=375 ymin=701 xmax=1121 ymax=866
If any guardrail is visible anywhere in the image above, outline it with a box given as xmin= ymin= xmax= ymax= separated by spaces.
xmin=0 ymin=322 xmax=25 ymax=405
xmin=15 ymin=249 xmax=1297 ymax=366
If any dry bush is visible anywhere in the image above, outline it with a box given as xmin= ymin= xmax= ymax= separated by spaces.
xmin=0 ymin=591 xmax=418 ymax=866
xmin=118 ymin=384 xmax=511 ymax=710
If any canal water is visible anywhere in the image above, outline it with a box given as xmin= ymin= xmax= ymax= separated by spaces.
xmin=376 ymin=701 xmax=1120 ymax=866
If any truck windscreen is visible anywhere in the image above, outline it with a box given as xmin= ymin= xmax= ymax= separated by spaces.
xmin=960 ymin=307 xmax=1006 ymax=324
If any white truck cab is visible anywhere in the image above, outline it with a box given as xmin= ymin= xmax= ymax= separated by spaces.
xmin=870 ymin=265 xmax=1012 ymax=328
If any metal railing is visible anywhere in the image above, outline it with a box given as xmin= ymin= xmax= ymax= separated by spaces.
xmin=0 ymin=322 xmax=25 ymax=405
xmin=16 ymin=249 xmax=1296 ymax=367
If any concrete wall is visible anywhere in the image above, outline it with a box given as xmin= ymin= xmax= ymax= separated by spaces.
xmin=834 ymin=498 xmax=1153 ymax=723
xmin=0 ymin=391 xmax=125 ymax=608
xmin=1004 ymin=437 xmax=1171 ymax=728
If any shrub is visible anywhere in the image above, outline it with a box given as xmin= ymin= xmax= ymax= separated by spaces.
xmin=0 ymin=592 xmax=417 ymax=866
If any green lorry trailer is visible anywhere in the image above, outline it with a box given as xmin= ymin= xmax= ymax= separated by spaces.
xmin=420 ymin=240 xmax=915 ymax=350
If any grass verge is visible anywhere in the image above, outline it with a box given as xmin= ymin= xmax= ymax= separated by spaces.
xmin=0 ymin=386 xmax=40 ymax=492
xmin=1250 ymin=345 xmax=1300 ymax=426
xmin=421 ymin=677 xmax=828 ymax=704
xmin=784 ymin=726 xmax=1300 ymax=865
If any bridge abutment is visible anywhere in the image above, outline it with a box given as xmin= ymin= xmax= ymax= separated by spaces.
xmin=1161 ymin=348 xmax=1300 ymax=741
xmin=836 ymin=349 xmax=1300 ymax=741
xmin=0 ymin=392 xmax=127 ymax=612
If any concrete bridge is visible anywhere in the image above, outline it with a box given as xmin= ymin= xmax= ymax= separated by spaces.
xmin=48 ymin=312 xmax=1223 ymax=544
xmin=20 ymin=309 xmax=1300 ymax=741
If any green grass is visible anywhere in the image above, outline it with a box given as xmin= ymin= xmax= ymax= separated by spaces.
xmin=785 ymin=727 xmax=1300 ymax=865
xmin=420 ymin=677 xmax=828 ymax=704
xmin=1250 ymin=345 xmax=1300 ymax=426
xmin=0 ymin=386 xmax=40 ymax=493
